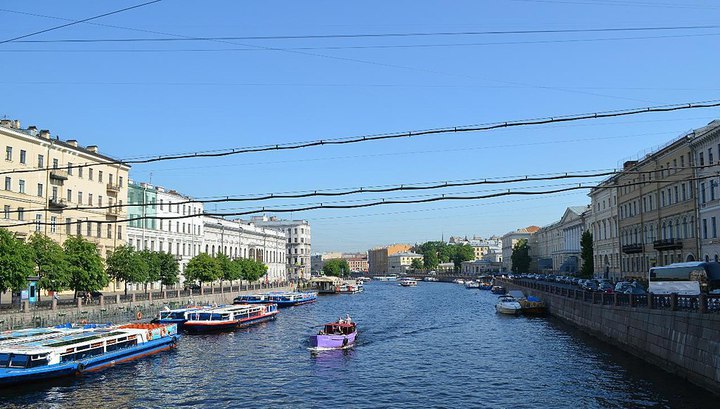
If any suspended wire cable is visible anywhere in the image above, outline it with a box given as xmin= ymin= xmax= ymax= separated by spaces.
xmin=0 ymin=1 xmax=162 ymax=45
xmin=2 ymin=98 xmax=719 ymax=177
xmin=1 ymin=172 xmax=714 ymax=229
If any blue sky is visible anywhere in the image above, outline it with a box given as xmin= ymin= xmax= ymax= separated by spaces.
xmin=2 ymin=0 xmax=720 ymax=252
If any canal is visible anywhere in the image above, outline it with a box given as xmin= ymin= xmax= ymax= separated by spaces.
xmin=1 ymin=281 xmax=716 ymax=408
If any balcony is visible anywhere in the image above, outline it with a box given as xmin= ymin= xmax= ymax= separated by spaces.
xmin=106 ymin=182 xmax=120 ymax=194
xmin=106 ymin=207 xmax=119 ymax=217
xmin=621 ymin=243 xmax=644 ymax=254
xmin=48 ymin=198 xmax=68 ymax=209
xmin=49 ymin=169 xmax=68 ymax=181
xmin=653 ymin=238 xmax=683 ymax=251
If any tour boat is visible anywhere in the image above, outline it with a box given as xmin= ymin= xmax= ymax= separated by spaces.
xmin=465 ymin=281 xmax=480 ymax=289
xmin=338 ymin=282 xmax=364 ymax=293
xmin=454 ymin=279 xmax=465 ymax=285
xmin=183 ymin=303 xmax=279 ymax=333
xmin=375 ymin=275 xmax=398 ymax=282
xmin=0 ymin=323 xmax=179 ymax=386
xmin=0 ymin=323 xmax=115 ymax=347
xmin=495 ymin=295 xmax=522 ymax=315
xmin=309 ymin=316 xmax=357 ymax=350
xmin=233 ymin=291 xmax=317 ymax=308
xmin=398 ymin=278 xmax=417 ymax=287
xmin=156 ymin=306 xmax=210 ymax=328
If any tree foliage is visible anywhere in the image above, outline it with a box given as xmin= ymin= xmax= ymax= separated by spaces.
xmin=28 ymin=233 xmax=69 ymax=293
xmin=580 ymin=230 xmax=594 ymax=278
xmin=0 ymin=228 xmax=33 ymax=297
xmin=323 ymin=259 xmax=350 ymax=277
xmin=105 ymin=244 xmax=147 ymax=295
xmin=236 ymin=258 xmax=268 ymax=282
xmin=216 ymin=253 xmax=242 ymax=282
xmin=185 ymin=253 xmax=220 ymax=284
xmin=64 ymin=235 xmax=107 ymax=295
xmin=414 ymin=242 xmax=475 ymax=271
xmin=511 ymin=239 xmax=531 ymax=274
xmin=156 ymin=251 xmax=180 ymax=287
xmin=410 ymin=258 xmax=424 ymax=270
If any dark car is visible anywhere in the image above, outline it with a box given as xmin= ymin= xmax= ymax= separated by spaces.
xmin=597 ymin=281 xmax=614 ymax=293
xmin=76 ymin=291 xmax=103 ymax=300
xmin=184 ymin=283 xmax=201 ymax=291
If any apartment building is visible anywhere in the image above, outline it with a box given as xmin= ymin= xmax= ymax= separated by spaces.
xmin=250 ymin=216 xmax=311 ymax=281
xmin=368 ymin=243 xmax=412 ymax=274
xmin=588 ymin=175 xmax=621 ymax=280
xmin=500 ymin=226 xmax=539 ymax=271
xmin=0 ymin=119 xmax=129 ymax=259
xmin=617 ymin=133 xmax=698 ymax=279
xmin=689 ymin=120 xmax=720 ymax=262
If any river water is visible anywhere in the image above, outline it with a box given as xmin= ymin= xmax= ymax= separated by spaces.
xmin=1 ymin=281 xmax=716 ymax=408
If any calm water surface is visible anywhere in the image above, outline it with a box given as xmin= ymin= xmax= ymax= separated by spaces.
xmin=1 ymin=282 xmax=716 ymax=408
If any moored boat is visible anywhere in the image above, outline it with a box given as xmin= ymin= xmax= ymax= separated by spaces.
xmin=156 ymin=306 xmax=210 ymax=328
xmin=0 ymin=323 xmax=179 ymax=386
xmin=183 ymin=304 xmax=278 ymax=333
xmin=465 ymin=281 xmax=480 ymax=289
xmin=508 ymin=290 xmax=547 ymax=315
xmin=309 ymin=316 xmax=357 ymax=350
xmin=234 ymin=291 xmax=317 ymax=307
xmin=398 ymin=278 xmax=417 ymax=287
xmin=375 ymin=275 xmax=398 ymax=282
xmin=490 ymin=285 xmax=506 ymax=294
xmin=495 ymin=295 xmax=522 ymax=315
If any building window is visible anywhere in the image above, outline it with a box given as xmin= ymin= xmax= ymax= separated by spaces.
xmin=76 ymin=221 xmax=81 ymax=236
xmin=37 ymin=154 xmax=44 ymax=168
xmin=51 ymin=186 xmax=58 ymax=200
xmin=701 ymin=183 xmax=707 ymax=204
xmin=88 ymin=193 xmax=93 ymax=206
xmin=67 ymin=189 xmax=72 ymax=202
xmin=78 ymin=166 xmax=83 ymax=178
xmin=17 ymin=207 xmax=24 ymax=221
xmin=98 ymin=171 xmax=103 ymax=183
xmin=52 ymin=158 xmax=58 ymax=169
xmin=713 ymin=217 xmax=718 ymax=239
xmin=98 ymin=196 xmax=103 ymax=207
xmin=37 ymin=183 xmax=43 ymax=197
xmin=86 ymin=222 xmax=92 ymax=237
xmin=700 ymin=152 xmax=705 ymax=166
xmin=19 ymin=150 xmax=26 ymax=164
xmin=703 ymin=218 xmax=708 ymax=239
xmin=78 ymin=192 xmax=83 ymax=204
xmin=713 ymin=184 xmax=717 ymax=202
xmin=117 ymin=226 xmax=123 ymax=240
xmin=88 ymin=168 xmax=93 ymax=180
xmin=50 ymin=216 xmax=57 ymax=233
xmin=107 ymin=225 xmax=112 ymax=239
xmin=34 ymin=214 xmax=41 ymax=231
xmin=682 ymin=183 xmax=686 ymax=201
xmin=18 ymin=179 xmax=25 ymax=194
xmin=3 ymin=205 xmax=9 ymax=219
xmin=681 ymin=155 xmax=685 ymax=167
xmin=65 ymin=218 xmax=72 ymax=234
xmin=96 ymin=223 xmax=101 ymax=238
xmin=5 ymin=146 xmax=12 ymax=161
xmin=710 ymin=148 xmax=714 ymax=164
xmin=119 ymin=176 xmax=123 ymax=187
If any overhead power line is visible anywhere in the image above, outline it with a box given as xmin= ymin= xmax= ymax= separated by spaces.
xmin=5 ymin=24 xmax=717 ymax=43
xmin=0 ymin=1 xmax=162 ymax=45
xmin=0 ymin=173 xmax=714 ymax=229
xmin=1 ymin=98 xmax=719 ymax=177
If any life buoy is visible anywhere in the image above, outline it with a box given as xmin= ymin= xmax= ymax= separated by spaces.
xmin=80 ymin=319 xmax=88 ymax=325
xmin=136 ymin=311 xmax=142 ymax=320
xmin=147 ymin=330 xmax=152 ymax=340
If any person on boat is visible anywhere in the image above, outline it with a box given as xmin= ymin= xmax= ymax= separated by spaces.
xmin=344 ymin=314 xmax=352 ymax=324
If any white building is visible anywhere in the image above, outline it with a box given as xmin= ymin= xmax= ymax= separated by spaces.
xmin=531 ymin=206 xmax=590 ymax=274
xmin=387 ymin=252 xmax=424 ymax=274
xmin=250 ymin=216 xmax=311 ymax=281
xmin=203 ymin=216 xmax=288 ymax=283
xmin=127 ymin=181 xmax=204 ymax=288
xmin=501 ymin=226 xmax=540 ymax=271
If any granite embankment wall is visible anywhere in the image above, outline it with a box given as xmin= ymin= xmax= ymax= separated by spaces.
xmin=499 ymin=279 xmax=720 ymax=395
xmin=0 ymin=284 xmax=293 ymax=331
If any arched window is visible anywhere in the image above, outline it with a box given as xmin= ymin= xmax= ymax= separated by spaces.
xmin=683 ymin=218 xmax=688 ymax=238
xmin=662 ymin=222 xmax=667 ymax=239
xmin=668 ymin=221 xmax=673 ymax=239
xmin=705 ymin=255 xmax=710 ymax=262
xmin=715 ymin=254 xmax=719 ymax=262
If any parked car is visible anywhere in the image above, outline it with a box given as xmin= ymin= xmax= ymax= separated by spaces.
xmin=184 ymin=283 xmax=201 ymax=291
xmin=597 ymin=281 xmax=614 ymax=293
xmin=614 ymin=281 xmax=631 ymax=293
xmin=582 ymin=280 xmax=599 ymax=291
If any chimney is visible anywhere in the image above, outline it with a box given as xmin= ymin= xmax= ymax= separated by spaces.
xmin=66 ymin=140 xmax=78 ymax=147
xmin=38 ymin=130 xmax=51 ymax=139
xmin=0 ymin=119 xmax=11 ymax=128
xmin=86 ymin=145 xmax=98 ymax=153
xmin=623 ymin=160 xmax=638 ymax=170
xmin=12 ymin=120 xmax=19 ymax=129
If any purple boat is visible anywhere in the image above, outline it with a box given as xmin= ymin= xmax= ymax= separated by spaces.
xmin=309 ymin=317 xmax=357 ymax=350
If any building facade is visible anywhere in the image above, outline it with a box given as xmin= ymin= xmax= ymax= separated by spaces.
xmin=0 ymin=119 xmax=130 ymax=262
xmin=367 ymin=243 xmax=412 ymax=274
xmin=126 ymin=181 xmax=204 ymax=285
xmin=617 ymin=133 xmax=698 ymax=279
xmin=250 ymin=216 xmax=311 ymax=281
xmin=690 ymin=120 xmax=720 ymax=262
xmin=387 ymin=252 xmax=423 ymax=274
xmin=588 ymin=176 xmax=621 ymax=280
xmin=501 ymin=226 xmax=539 ymax=271
xmin=203 ymin=217 xmax=287 ymax=283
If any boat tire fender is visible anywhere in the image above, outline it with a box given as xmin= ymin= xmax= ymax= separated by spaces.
xmin=136 ymin=311 xmax=143 ymax=320
xmin=76 ymin=363 xmax=85 ymax=374
xmin=342 ymin=338 xmax=348 ymax=347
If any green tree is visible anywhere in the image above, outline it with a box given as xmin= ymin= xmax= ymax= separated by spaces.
xmin=580 ymin=230 xmax=594 ymax=278
xmin=0 ymin=228 xmax=33 ymax=304
xmin=237 ymin=258 xmax=268 ymax=282
xmin=28 ymin=233 xmax=69 ymax=298
xmin=64 ymin=235 xmax=108 ymax=298
xmin=157 ymin=251 xmax=180 ymax=289
xmin=216 ymin=253 xmax=242 ymax=285
xmin=139 ymin=249 xmax=160 ymax=293
xmin=449 ymin=244 xmax=475 ymax=270
xmin=410 ymin=258 xmax=424 ymax=270
xmin=185 ymin=253 xmax=220 ymax=286
xmin=106 ymin=245 xmax=147 ymax=296
xmin=323 ymin=259 xmax=350 ymax=277
xmin=511 ymin=238 xmax=531 ymax=274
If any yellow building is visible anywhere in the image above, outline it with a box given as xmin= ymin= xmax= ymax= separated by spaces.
xmin=0 ymin=119 xmax=130 ymax=262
